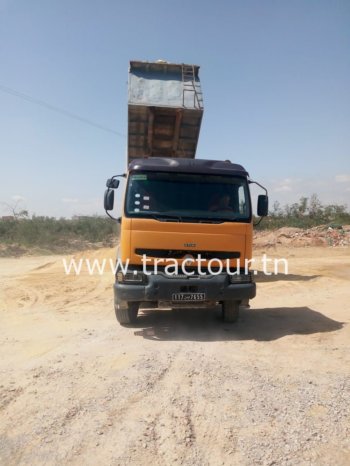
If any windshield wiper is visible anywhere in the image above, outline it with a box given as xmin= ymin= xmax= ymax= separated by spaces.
xmin=177 ymin=216 xmax=224 ymax=224
xmin=204 ymin=217 xmax=240 ymax=223
xmin=150 ymin=214 xmax=182 ymax=222
xmin=180 ymin=215 xmax=241 ymax=223
xmin=149 ymin=214 xmax=241 ymax=223
xmin=154 ymin=215 xmax=226 ymax=223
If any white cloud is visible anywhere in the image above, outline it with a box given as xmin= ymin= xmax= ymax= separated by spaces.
xmin=261 ymin=176 xmax=350 ymax=210
xmin=274 ymin=184 xmax=292 ymax=192
xmin=273 ymin=178 xmax=295 ymax=193
xmin=335 ymin=174 xmax=350 ymax=183
xmin=61 ymin=198 xmax=79 ymax=204
xmin=12 ymin=195 xmax=25 ymax=202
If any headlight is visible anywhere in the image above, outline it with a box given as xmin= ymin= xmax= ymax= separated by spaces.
xmin=229 ymin=271 xmax=252 ymax=284
xmin=116 ymin=270 xmax=147 ymax=284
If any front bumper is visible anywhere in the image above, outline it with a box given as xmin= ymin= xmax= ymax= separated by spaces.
xmin=114 ymin=273 xmax=256 ymax=306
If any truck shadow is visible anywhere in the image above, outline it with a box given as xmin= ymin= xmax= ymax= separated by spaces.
xmin=254 ymin=272 xmax=320 ymax=282
xmin=132 ymin=306 xmax=343 ymax=342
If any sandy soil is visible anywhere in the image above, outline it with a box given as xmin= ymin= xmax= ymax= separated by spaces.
xmin=0 ymin=247 xmax=349 ymax=465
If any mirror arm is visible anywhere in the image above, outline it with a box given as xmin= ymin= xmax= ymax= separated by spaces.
xmin=105 ymin=173 xmax=126 ymax=219
xmin=248 ymin=179 xmax=268 ymax=195
xmin=105 ymin=210 xmax=119 ymax=221
xmin=253 ymin=216 xmax=264 ymax=227
xmin=106 ymin=173 xmax=126 ymax=188
xmin=249 ymin=179 xmax=268 ymax=226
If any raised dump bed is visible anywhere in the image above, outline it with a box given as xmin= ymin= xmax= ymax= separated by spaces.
xmin=128 ymin=60 xmax=204 ymax=163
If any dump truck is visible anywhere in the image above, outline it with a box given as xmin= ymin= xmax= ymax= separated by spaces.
xmin=104 ymin=60 xmax=268 ymax=325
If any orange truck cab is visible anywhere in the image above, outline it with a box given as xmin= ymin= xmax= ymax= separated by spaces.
xmin=104 ymin=61 xmax=268 ymax=325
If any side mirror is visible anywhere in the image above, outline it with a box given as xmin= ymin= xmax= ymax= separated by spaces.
xmin=257 ymin=195 xmax=268 ymax=217
xmin=106 ymin=178 xmax=120 ymax=189
xmin=104 ymin=189 xmax=115 ymax=211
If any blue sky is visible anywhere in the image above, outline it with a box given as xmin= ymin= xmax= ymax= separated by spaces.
xmin=0 ymin=0 xmax=349 ymax=217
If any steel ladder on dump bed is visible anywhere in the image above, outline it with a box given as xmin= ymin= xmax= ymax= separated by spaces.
xmin=182 ymin=64 xmax=203 ymax=109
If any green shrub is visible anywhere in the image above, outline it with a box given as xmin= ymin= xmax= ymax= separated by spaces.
xmin=0 ymin=216 xmax=119 ymax=251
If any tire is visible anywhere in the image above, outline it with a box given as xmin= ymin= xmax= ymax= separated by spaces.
xmin=139 ymin=301 xmax=158 ymax=309
xmin=222 ymin=300 xmax=240 ymax=323
xmin=115 ymin=301 xmax=139 ymax=325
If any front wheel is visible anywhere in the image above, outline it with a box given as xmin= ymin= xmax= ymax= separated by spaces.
xmin=222 ymin=300 xmax=240 ymax=323
xmin=115 ymin=302 xmax=139 ymax=325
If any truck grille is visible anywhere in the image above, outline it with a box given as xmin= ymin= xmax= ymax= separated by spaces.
xmin=135 ymin=248 xmax=240 ymax=260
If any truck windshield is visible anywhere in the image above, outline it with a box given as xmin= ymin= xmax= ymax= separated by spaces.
xmin=125 ymin=171 xmax=251 ymax=222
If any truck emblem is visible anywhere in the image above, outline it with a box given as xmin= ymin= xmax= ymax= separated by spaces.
xmin=184 ymin=243 xmax=196 ymax=248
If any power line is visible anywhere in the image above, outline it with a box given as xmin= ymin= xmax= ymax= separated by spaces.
xmin=0 ymin=84 xmax=125 ymax=137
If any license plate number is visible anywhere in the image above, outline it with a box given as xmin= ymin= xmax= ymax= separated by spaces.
xmin=172 ymin=292 xmax=206 ymax=302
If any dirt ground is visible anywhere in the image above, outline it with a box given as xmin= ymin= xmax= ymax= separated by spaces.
xmin=0 ymin=246 xmax=349 ymax=466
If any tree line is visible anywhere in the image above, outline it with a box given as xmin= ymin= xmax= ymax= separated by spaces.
xmin=0 ymin=194 xmax=349 ymax=253
xmin=258 ymin=194 xmax=350 ymax=229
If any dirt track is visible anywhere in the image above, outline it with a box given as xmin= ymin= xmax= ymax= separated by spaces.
xmin=1 ymin=247 xmax=349 ymax=465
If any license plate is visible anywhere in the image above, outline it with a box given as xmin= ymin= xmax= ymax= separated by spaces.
xmin=172 ymin=292 xmax=206 ymax=302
